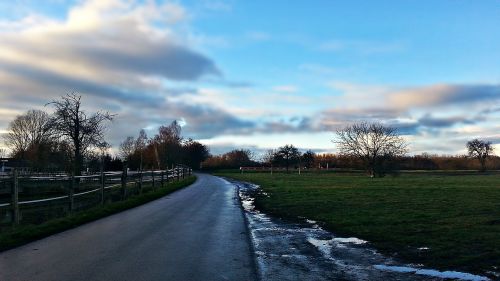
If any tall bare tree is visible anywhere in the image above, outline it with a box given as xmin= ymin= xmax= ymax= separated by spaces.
xmin=135 ymin=129 xmax=148 ymax=171
xmin=466 ymin=138 xmax=493 ymax=172
xmin=4 ymin=109 xmax=53 ymax=158
xmin=262 ymin=149 xmax=275 ymax=166
xmin=334 ymin=122 xmax=407 ymax=177
xmin=48 ymin=93 xmax=114 ymax=176
xmin=154 ymin=121 xmax=183 ymax=168
xmin=119 ymin=136 xmax=136 ymax=162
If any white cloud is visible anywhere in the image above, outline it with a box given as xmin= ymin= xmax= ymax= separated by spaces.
xmin=272 ymin=85 xmax=298 ymax=93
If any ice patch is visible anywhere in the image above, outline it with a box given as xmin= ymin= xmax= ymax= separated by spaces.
xmin=332 ymin=237 xmax=368 ymax=245
xmin=305 ymin=219 xmax=317 ymax=224
xmin=306 ymin=237 xmax=333 ymax=259
xmin=417 ymin=247 xmax=430 ymax=250
xmin=374 ymin=265 xmax=490 ymax=281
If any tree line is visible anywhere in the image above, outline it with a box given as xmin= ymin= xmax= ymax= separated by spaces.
xmin=2 ymin=95 xmax=494 ymax=177
xmin=202 ymin=122 xmax=496 ymax=177
xmin=1 ymin=93 xmax=209 ymax=175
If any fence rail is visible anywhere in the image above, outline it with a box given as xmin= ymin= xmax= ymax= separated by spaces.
xmin=0 ymin=165 xmax=192 ymax=227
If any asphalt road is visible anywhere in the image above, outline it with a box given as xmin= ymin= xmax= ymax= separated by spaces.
xmin=0 ymin=174 xmax=257 ymax=281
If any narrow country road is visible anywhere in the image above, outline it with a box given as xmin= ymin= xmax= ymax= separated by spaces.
xmin=0 ymin=174 xmax=257 ymax=281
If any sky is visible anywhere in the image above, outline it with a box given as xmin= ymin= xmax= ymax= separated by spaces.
xmin=0 ymin=0 xmax=499 ymax=156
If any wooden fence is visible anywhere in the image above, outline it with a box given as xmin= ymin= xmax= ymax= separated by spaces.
xmin=0 ymin=165 xmax=192 ymax=227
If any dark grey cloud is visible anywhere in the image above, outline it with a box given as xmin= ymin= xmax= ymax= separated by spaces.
xmin=74 ymin=41 xmax=220 ymax=81
xmin=418 ymin=114 xmax=480 ymax=128
xmin=438 ymin=84 xmax=500 ymax=105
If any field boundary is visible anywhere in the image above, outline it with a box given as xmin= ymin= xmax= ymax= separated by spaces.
xmin=0 ymin=165 xmax=192 ymax=226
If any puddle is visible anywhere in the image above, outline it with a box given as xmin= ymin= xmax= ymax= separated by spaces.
xmin=227 ymin=178 xmax=492 ymax=281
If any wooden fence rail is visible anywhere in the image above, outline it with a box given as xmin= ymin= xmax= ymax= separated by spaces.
xmin=0 ymin=165 xmax=192 ymax=226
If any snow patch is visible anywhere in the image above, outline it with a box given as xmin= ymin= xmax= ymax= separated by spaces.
xmin=306 ymin=237 xmax=333 ymax=259
xmin=333 ymin=237 xmax=368 ymax=245
xmin=374 ymin=265 xmax=490 ymax=281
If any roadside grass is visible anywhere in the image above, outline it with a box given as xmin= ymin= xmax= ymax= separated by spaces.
xmin=216 ymin=171 xmax=500 ymax=277
xmin=0 ymin=176 xmax=196 ymax=252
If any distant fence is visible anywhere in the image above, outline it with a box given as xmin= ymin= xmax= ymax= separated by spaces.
xmin=239 ymin=166 xmax=317 ymax=173
xmin=0 ymin=165 xmax=192 ymax=227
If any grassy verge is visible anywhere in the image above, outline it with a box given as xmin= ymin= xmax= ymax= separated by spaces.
xmin=216 ymin=171 xmax=500 ymax=277
xmin=0 ymin=176 xmax=196 ymax=251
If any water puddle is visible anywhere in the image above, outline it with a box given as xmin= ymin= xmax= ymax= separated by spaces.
xmin=227 ymin=178 xmax=491 ymax=281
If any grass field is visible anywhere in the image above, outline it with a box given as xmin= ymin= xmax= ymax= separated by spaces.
xmin=0 ymin=175 xmax=196 ymax=251
xmin=216 ymin=171 xmax=500 ymax=277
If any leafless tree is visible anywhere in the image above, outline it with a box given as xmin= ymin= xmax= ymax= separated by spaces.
xmin=466 ymin=138 xmax=494 ymax=172
xmin=3 ymin=109 xmax=53 ymax=157
xmin=154 ymin=120 xmax=182 ymax=144
xmin=334 ymin=122 xmax=408 ymax=177
xmin=48 ymin=93 xmax=114 ymax=176
xmin=119 ymin=136 xmax=136 ymax=161
xmin=135 ymin=129 xmax=148 ymax=171
xmin=262 ymin=149 xmax=275 ymax=166
xmin=0 ymin=148 xmax=6 ymax=158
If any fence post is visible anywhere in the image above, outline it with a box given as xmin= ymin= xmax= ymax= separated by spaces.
xmin=68 ymin=174 xmax=75 ymax=213
xmin=100 ymin=169 xmax=105 ymax=205
xmin=11 ymin=169 xmax=19 ymax=225
xmin=161 ymin=171 xmax=164 ymax=188
xmin=177 ymin=166 xmax=180 ymax=181
xmin=182 ymin=167 xmax=185 ymax=179
xmin=121 ymin=165 xmax=127 ymax=200
xmin=151 ymin=169 xmax=155 ymax=191
xmin=139 ymin=169 xmax=143 ymax=194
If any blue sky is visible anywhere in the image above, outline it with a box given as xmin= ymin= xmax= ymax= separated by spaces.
xmin=0 ymin=0 xmax=499 ymax=156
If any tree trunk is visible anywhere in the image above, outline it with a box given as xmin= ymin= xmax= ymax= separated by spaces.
xmin=479 ymin=157 xmax=486 ymax=172
xmin=74 ymin=146 xmax=82 ymax=176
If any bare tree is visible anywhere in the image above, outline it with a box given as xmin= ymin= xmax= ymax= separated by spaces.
xmin=262 ymin=149 xmax=275 ymax=166
xmin=119 ymin=136 xmax=136 ymax=161
xmin=466 ymin=139 xmax=493 ymax=172
xmin=4 ymin=109 xmax=53 ymax=158
xmin=135 ymin=129 xmax=148 ymax=171
xmin=0 ymin=148 xmax=6 ymax=158
xmin=334 ymin=122 xmax=407 ymax=177
xmin=48 ymin=93 xmax=114 ymax=176
xmin=96 ymin=141 xmax=111 ymax=172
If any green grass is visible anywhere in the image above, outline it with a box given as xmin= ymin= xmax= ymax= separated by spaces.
xmin=0 ymin=176 xmax=196 ymax=251
xmin=216 ymin=171 xmax=500 ymax=277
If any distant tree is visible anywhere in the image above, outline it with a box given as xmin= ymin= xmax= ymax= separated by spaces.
xmin=334 ymin=122 xmax=407 ymax=177
xmin=4 ymin=109 xmax=53 ymax=158
xmin=119 ymin=136 xmax=136 ymax=162
xmin=275 ymin=144 xmax=300 ymax=172
xmin=0 ymin=148 xmax=6 ymax=158
xmin=200 ymin=149 xmax=256 ymax=170
xmin=48 ymin=93 xmax=114 ymax=176
xmin=301 ymin=150 xmax=316 ymax=169
xmin=155 ymin=120 xmax=182 ymax=144
xmin=182 ymin=139 xmax=210 ymax=169
xmin=135 ymin=129 xmax=148 ymax=170
xmin=152 ymin=121 xmax=183 ymax=169
xmin=262 ymin=149 xmax=276 ymax=167
xmin=466 ymin=138 xmax=494 ymax=172
xmin=96 ymin=141 xmax=111 ymax=171
xmin=224 ymin=149 xmax=254 ymax=167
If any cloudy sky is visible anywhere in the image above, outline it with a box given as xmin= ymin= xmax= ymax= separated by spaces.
xmin=0 ymin=0 xmax=499 ymax=156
